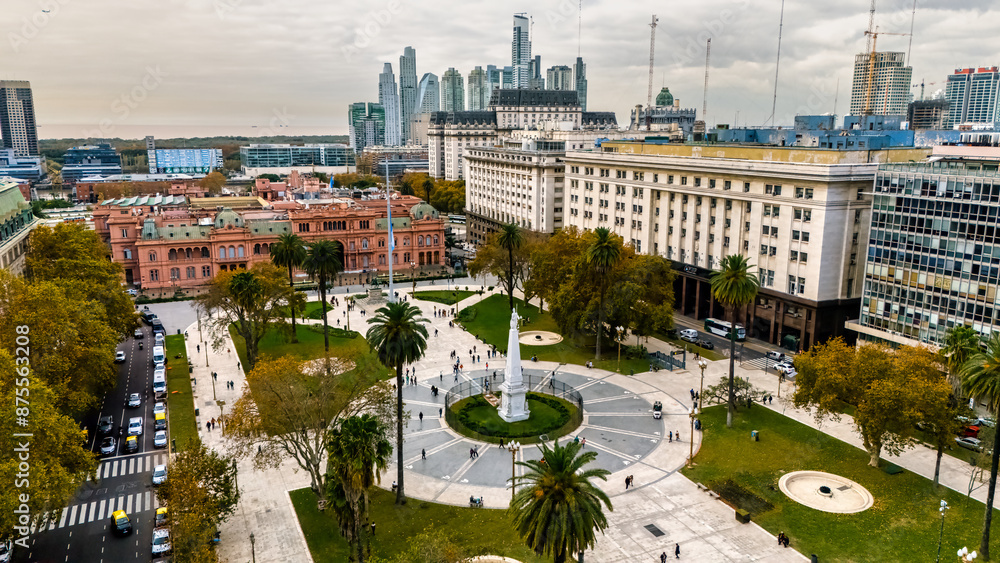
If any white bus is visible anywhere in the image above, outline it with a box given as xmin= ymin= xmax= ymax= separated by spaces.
xmin=448 ymin=214 xmax=466 ymax=224
xmin=704 ymin=318 xmax=746 ymax=341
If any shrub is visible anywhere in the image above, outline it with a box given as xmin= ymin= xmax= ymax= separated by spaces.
xmin=625 ymin=344 xmax=649 ymax=359
xmin=711 ymin=478 xmax=774 ymax=515
xmin=307 ymin=325 xmax=359 ymax=339
xmin=456 ymin=307 xmax=477 ymax=322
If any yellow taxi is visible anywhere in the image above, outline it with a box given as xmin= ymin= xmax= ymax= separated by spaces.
xmin=110 ymin=509 xmax=133 ymax=536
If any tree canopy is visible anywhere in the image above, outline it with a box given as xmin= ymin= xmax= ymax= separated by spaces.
xmin=198 ymin=171 xmax=227 ymax=195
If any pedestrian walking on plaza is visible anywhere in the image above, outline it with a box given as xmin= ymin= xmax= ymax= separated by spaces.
xmin=470 ymin=448 xmax=475 ymax=459
xmin=676 ymin=430 xmax=681 ymax=442
xmin=212 ymin=372 xmax=218 ymax=381
xmin=669 ymin=431 xmax=673 ymax=442
xmin=439 ymin=407 xmax=443 ymax=418
xmin=421 ymin=448 xmax=426 ymax=460
xmin=206 ymin=421 xmax=211 ymax=432
xmin=660 ymin=551 xmax=667 ymax=563
xmin=435 ymin=328 xmax=438 ymax=337
xmin=581 ymin=437 xmax=586 ymax=447
xmin=237 ymin=361 xmax=241 ymax=371
xmin=498 ymin=438 xmax=504 ymax=448
xmin=440 ymin=371 xmax=443 ymax=381
xmin=624 ymin=476 xmax=630 ymax=490
xmin=197 ymin=344 xmax=200 ymax=353
xmin=675 ymin=543 xmax=680 ymax=558
xmin=419 ymin=411 xmax=424 ymax=422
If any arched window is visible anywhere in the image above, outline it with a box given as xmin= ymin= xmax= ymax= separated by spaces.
xmin=434 ymin=251 xmax=440 ymax=264
xmin=433 ymin=235 xmax=439 ymax=245
xmin=202 ymin=247 xmax=210 ymax=258
xmin=168 ymin=249 xmax=177 ymax=261
xmin=262 ymin=243 xmax=269 ymax=254
xmin=228 ymin=245 xmax=236 ymax=258
xmin=219 ymin=247 xmax=227 ymax=259
xmin=254 ymin=243 xmax=261 ymax=255
xmin=349 ymin=241 xmax=355 ymax=251
xmin=237 ymin=245 xmax=245 ymax=257
xmin=378 ymin=238 xmax=385 ymax=247
xmin=418 ymin=236 xmax=424 ymax=247
xmin=149 ymin=251 xmax=157 ymax=262
xmin=363 ymin=256 xmax=369 ymax=267
xmin=403 ymin=237 xmax=410 ymax=247
xmin=379 ymin=255 xmax=385 ymax=265
xmin=185 ymin=248 xmax=192 ymax=259
xmin=361 ymin=238 xmax=369 ymax=249
xmin=419 ymin=252 xmax=425 ymax=266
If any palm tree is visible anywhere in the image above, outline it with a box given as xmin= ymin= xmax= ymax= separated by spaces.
xmin=509 ymin=439 xmax=613 ymax=563
xmin=497 ymin=223 xmax=525 ymax=312
xmin=944 ymin=326 xmax=982 ymax=385
xmin=585 ymin=228 xmax=622 ymax=360
xmin=960 ymin=332 xmax=1000 ymax=562
xmin=270 ymin=233 xmax=307 ymax=342
xmin=303 ymin=239 xmax=343 ymax=352
xmin=228 ymin=271 xmax=263 ymax=371
xmin=365 ymin=301 xmax=428 ymax=505
xmin=327 ymin=414 xmax=393 ymax=563
xmin=709 ymin=254 xmax=759 ymax=428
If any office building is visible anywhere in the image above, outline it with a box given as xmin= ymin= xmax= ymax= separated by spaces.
xmin=0 ymin=80 xmax=39 ymax=157
xmin=240 ymin=144 xmax=355 ymax=177
xmin=148 ymin=148 xmax=223 ymax=174
xmin=441 ymin=68 xmax=465 ymax=112
xmin=907 ymin=99 xmax=949 ymax=130
xmin=849 ymin=145 xmax=1000 ymax=347
xmin=399 ymin=47 xmax=418 ymax=143
xmin=62 ymin=144 xmax=123 ymax=184
xmin=378 ymin=64 xmax=402 ymax=146
xmin=361 ymin=145 xmax=429 ymax=177
xmin=0 ymin=148 xmax=43 ymax=181
xmin=416 ymin=73 xmax=440 ymax=114
xmin=408 ymin=113 xmax=431 ymax=146
xmin=547 ymin=66 xmax=574 ymax=91
xmin=502 ymin=66 xmax=515 ymax=90
xmin=629 ymin=87 xmax=697 ymax=136
xmin=528 ymin=56 xmax=545 ymax=90
xmin=349 ymin=102 xmax=386 ymax=152
xmin=0 ymin=177 xmax=38 ymax=274
xmin=562 ymin=139 xmax=929 ymax=350
xmin=849 ymin=52 xmax=913 ymax=116
xmin=487 ymin=65 xmax=503 ymax=96
xmin=574 ymin=57 xmax=588 ymax=111
xmin=945 ymin=67 xmax=1000 ymax=128
xmin=468 ymin=67 xmax=489 ymax=111
xmin=512 ymin=15 xmax=531 ymax=88
xmin=93 ymin=193 xmax=446 ymax=296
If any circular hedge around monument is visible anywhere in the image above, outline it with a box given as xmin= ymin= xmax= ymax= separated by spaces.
xmin=448 ymin=392 xmax=581 ymax=444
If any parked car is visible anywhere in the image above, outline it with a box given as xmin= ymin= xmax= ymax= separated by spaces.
xmin=653 ymin=401 xmax=663 ymax=419
xmin=127 ymin=393 xmax=141 ymax=408
xmin=98 ymin=415 xmax=114 ymax=435
xmin=115 ymin=351 xmax=126 ymax=363
xmin=697 ymin=339 xmax=715 ymax=350
xmin=127 ymin=417 xmax=143 ymax=436
xmin=153 ymin=402 xmax=166 ymax=416
xmin=154 ymin=507 xmax=168 ymax=529
xmin=99 ymin=436 xmax=116 ymax=456
xmin=152 ymin=464 xmax=167 ymax=485
xmin=153 ymin=430 xmax=168 ymax=449
xmin=956 ymin=436 xmax=984 ymax=452
xmin=151 ymin=528 xmax=171 ymax=556
xmin=679 ymin=329 xmax=698 ymax=343
xmin=766 ymin=351 xmax=788 ymax=362
xmin=126 ymin=289 xmax=138 ymax=297
xmin=110 ymin=510 xmax=133 ymax=537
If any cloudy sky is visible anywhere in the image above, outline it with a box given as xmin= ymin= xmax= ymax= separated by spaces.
xmin=3 ymin=0 xmax=997 ymax=140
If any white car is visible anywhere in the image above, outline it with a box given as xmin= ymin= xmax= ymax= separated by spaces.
xmin=775 ymin=361 xmax=797 ymax=375
xmin=151 ymin=528 xmax=171 ymax=556
xmin=0 ymin=539 xmax=10 ymax=563
xmin=127 ymin=417 xmax=143 ymax=436
xmin=127 ymin=393 xmax=141 ymax=408
xmin=153 ymin=402 xmax=166 ymax=416
xmin=956 ymin=437 xmax=984 ymax=452
xmin=115 ymin=351 xmax=126 ymax=363
xmin=153 ymin=431 xmax=168 ymax=449
xmin=126 ymin=288 xmax=139 ymax=296
xmin=152 ymin=464 xmax=167 ymax=485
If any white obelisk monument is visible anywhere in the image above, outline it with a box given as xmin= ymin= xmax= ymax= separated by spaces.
xmin=498 ymin=309 xmax=530 ymax=422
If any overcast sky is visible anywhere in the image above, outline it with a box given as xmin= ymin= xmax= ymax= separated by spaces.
xmin=3 ymin=0 xmax=997 ymax=140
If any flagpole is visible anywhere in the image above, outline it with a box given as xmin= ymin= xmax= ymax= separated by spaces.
xmin=385 ymin=165 xmax=395 ymax=303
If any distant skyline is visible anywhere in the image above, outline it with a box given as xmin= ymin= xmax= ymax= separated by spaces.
xmin=3 ymin=0 xmax=998 ymax=140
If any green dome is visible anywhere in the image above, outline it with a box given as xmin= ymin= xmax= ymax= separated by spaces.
xmin=214 ymin=207 xmax=244 ymax=229
xmin=410 ymin=202 xmax=439 ymax=221
xmin=655 ymin=87 xmax=674 ymax=107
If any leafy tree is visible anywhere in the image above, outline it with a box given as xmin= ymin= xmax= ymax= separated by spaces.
xmin=199 ymin=263 xmax=292 ymax=373
xmin=156 ymin=440 xmax=240 ymax=562
xmin=27 ymin=222 xmax=137 ymax=339
xmin=224 ymin=355 xmax=393 ymax=506
xmin=709 ymin=255 xmax=759 ymax=428
xmin=257 ymin=173 xmax=281 ymax=182
xmin=793 ymin=339 xmax=935 ymax=467
xmin=606 ymin=253 xmax=675 ymax=344
xmin=365 ymin=302 xmax=429 ymax=505
xmin=326 ymin=414 xmax=393 ymax=563
xmin=303 ymin=239 xmax=344 ymax=352
xmin=315 ymin=172 xmax=329 ymax=184
xmin=270 ymin=233 xmax=307 ymax=343
xmin=701 ymin=375 xmax=767 ymax=407
xmin=585 ymin=228 xmax=623 ymax=360
xmin=496 ymin=224 xmax=525 ymax=311
xmin=943 ymin=326 xmax=983 ymax=389
xmin=468 ymin=227 xmax=531 ymax=313
xmin=960 ymin=332 xmax=1000 ymax=561
xmin=524 ymin=227 xmax=585 ymax=313
xmin=0 ymin=272 xmax=119 ymax=416
xmin=198 ymin=170 xmax=227 ymax=195
xmin=0 ymin=351 xmax=97 ymax=540
xmin=509 ymin=439 xmax=613 ymax=563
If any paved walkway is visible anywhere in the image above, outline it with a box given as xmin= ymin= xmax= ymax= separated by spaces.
xmin=173 ymin=284 xmax=988 ymax=563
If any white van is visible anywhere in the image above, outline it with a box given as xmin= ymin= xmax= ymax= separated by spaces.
xmin=152 ymin=346 xmax=165 ymax=365
xmin=152 ymin=374 xmax=166 ymax=395
xmin=679 ymin=329 xmax=698 ymax=343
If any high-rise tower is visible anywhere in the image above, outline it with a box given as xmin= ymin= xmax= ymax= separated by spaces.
xmin=468 ymin=67 xmax=489 ymax=111
xmin=441 ymin=68 xmax=465 ymax=112
xmin=399 ymin=46 xmax=418 ymax=143
xmin=849 ymin=52 xmax=912 ymax=116
xmin=0 ymin=81 xmax=39 ymax=157
xmin=416 ymin=73 xmax=440 ymax=113
xmin=574 ymin=57 xmax=588 ymax=111
xmin=378 ymin=63 xmax=402 ymax=146
xmin=512 ymin=15 xmax=531 ymax=88
xmin=945 ymin=67 xmax=1000 ymax=128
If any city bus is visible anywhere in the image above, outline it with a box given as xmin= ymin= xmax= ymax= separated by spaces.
xmin=704 ymin=318 xmax=746 ymax=341
xmin=448 ymin=214 xmax=466 ymax=224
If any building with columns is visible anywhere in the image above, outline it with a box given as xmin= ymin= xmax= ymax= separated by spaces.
xmin=93 ymin=193 xmax=446 ymax=298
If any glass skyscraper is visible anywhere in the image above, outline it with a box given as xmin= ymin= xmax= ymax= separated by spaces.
xmin=0 ymin=80 xmax=39 ymax=157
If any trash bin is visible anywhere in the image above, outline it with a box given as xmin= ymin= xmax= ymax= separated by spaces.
xmin=195 ymin=408 xmax=200 ymax=417
xmin=177 ymin=329 xmax=182 ymax=335
xmin=811 ymin=555 xmax=818 ymax=563
xmin=695 ymin=419 xmax=702 ymax=431
xmin=751 ymin=430 xmax=759 ymax=441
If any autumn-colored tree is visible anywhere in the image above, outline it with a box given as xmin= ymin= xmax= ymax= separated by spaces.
xmin=0 ymin=271 xmax=120 ymax=416
xmin=0 ymin=351 xmax=97 ymax=540
xmin=523 ymin=227 xmax=586 ymax=313
xmin=793 ymin=339 xmax=937 ymax=467
xmin=26 ymin=222 xmax=137 ymax=339
xmin=198 ymin=170 xmax=227 ymax=195
xmin=198 ymin=263 xmax=292 ymax=373
xmin=606 ymin=253 xmax=675 ymax=344
xmin=468 ymin=229 xmax=533 ymax=311
xmin=223 ymin=355 xmax=394 ymax=505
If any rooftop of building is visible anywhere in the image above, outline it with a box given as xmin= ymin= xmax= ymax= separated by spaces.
xmin=488 ymin=89 xmax=580 ymax=108
xmin=583 ymin=140 xmax=931 ymax=165
xmin=242 ymin=143 xmax=352 ymax=149
xmin=100 ymin=194 xmax=189 ymax=207
xmin=428 ymin=111 xmax=498 ymax=126
xmin=0 ymin=178 xmax=33 ymax=223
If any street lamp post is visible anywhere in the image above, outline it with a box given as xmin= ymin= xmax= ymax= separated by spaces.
xmin=507 ymin=440 xmax=522 ymax=502
xmin=410 ymin=261 xmax=417 ymax=295
xmin=958 ymin=547 xmax=978 ymax=562
xmin=616 ymin=326 xmax=625 ymax=373
xmin=231 ymin=459 xmax=238 ymax=493
xmin=936 ymin=500 xmax=950 ymax=563
xmin=250 ymin=532 xmax=256 ymax=563
xmin=690 ymin=359 xmax=708 ymax=466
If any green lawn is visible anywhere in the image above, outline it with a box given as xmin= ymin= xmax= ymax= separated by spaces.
xmin=450 ymin=393 xmax=579 ymax=444
xmin=682 ymin=405 xmax=1000 ymax=562
xmin=459 ymin=294 xmax=652 ymax=374
xmin=290 ymin=487 xmax=546 ymax=563
xmin=279 ymin=300 xmax=334 ymax=320
xmin=164 ymin=334 xmax=197 ymax=452
xmin=653 ymin=332 xmax=726 ymax=361
xmin=413 ymin=290 xmax=477 ymax=305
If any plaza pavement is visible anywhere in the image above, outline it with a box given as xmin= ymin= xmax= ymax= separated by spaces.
xmin=174 ymin=283 xmax=986 ymax=563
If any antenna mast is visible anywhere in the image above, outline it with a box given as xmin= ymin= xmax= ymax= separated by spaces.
xmin=647 ymin=15 xmax=658 ymax=110
xmin=766 ymin=0 xmax=785 ymax=126
xmin=578 ymin=0 xmax=582 ymax=57
xmin=906 ymin=0 xmax=916 ymax=65
xmin=702 ymin=38 xmax=711 ymax=122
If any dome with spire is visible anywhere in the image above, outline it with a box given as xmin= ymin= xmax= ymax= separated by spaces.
xmin=655 ymin=87 xmax=674 ymax=107
xmin=214 ymin=207 xmax=244 ymax=229
xmin=410 ymin=202 xmax=439 ymax=221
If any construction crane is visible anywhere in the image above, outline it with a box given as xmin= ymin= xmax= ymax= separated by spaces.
xmin=912 ymin=79 xmax=938 ymax=101
xmin=702 ymin=38 xmax=711 ymax=122
xmin=862 ymin=27 xmax=911 ymax=115
xmin=647 ymin=15 xmax=658 ymax=110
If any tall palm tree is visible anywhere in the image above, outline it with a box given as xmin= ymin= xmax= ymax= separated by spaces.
xmin=585 ymin=228 xmax=622 ymax=360
xmin=960 ymin=332 xmax=1000 ymax=562
xmin=509 ymin=439 xmax=613 ymax=563
xmin=327 ymin=414 xmax=393 ymax=563
xmin=270 ymin=233 xmax=307 ymax=342
xmin=303 ymin=239 xmax=343 ymax=352
xmin=228 ymin=271 xmax=263 ymax=371
xmin=497 ymin=223 xmax=525 ymax=312
xmin=943 ymin=325 xmax=982 ymax=386
xmin=365 ymin=301 xmax=428 ymax=505
xmin=709 ymin=254 xmax=759 ymax=428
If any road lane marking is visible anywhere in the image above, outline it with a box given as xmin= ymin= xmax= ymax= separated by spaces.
xmin=58 ymin=507 xmax=68 ymax=528
xmin=111 ymin=461 xmax=118 ymax=478
xmin=96 ymin=500 xmax=105 ymax=522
